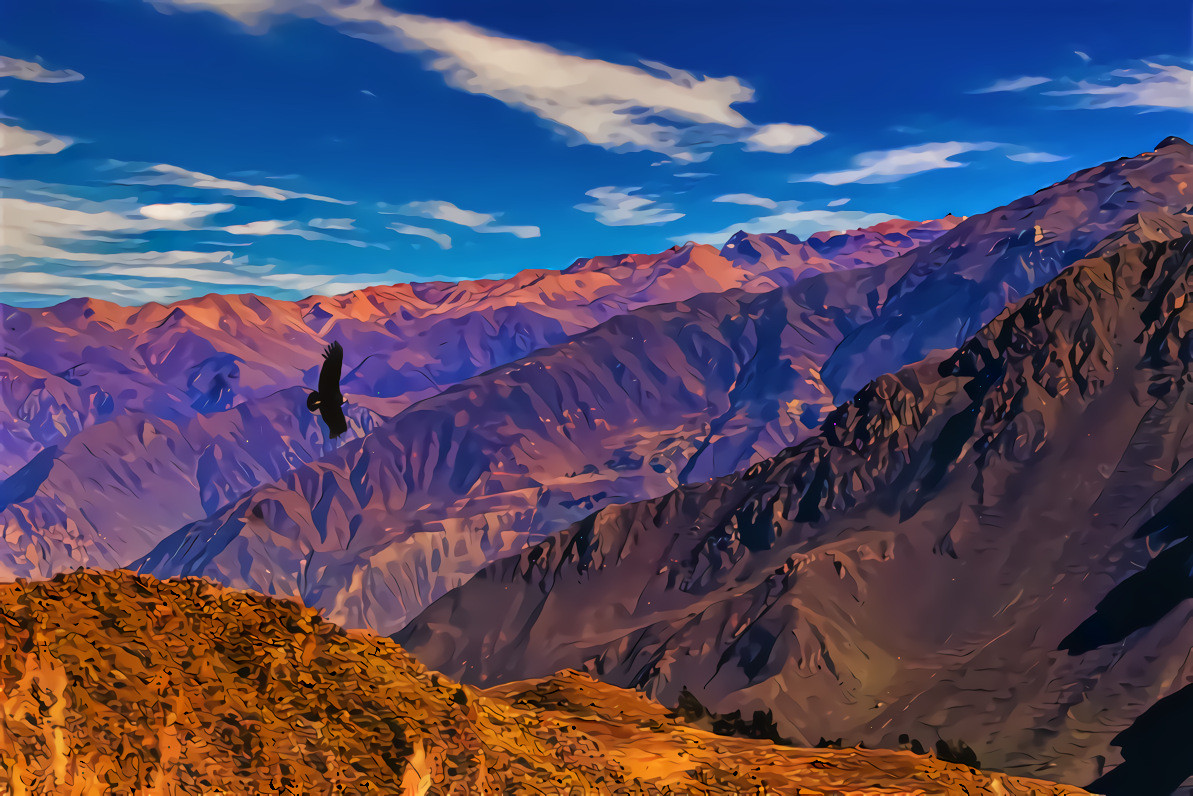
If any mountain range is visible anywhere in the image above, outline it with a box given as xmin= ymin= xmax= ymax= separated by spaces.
xmin=399 ymin=143 xmax=1193 ymax=794
xmin=3 ymin=137 xmax=1193 ymax=794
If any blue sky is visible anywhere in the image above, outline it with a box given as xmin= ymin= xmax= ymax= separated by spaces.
xmin=1 ymin=0 xmax=1191 ymax=306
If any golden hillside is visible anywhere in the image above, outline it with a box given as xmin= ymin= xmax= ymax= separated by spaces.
xmin=0 ymin=570 xmax=1088 ymax=795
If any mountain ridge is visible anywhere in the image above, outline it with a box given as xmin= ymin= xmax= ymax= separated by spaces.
xmin=397 ymin=206 xmax=1193 ymax=791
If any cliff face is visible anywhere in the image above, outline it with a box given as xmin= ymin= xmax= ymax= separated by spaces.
xmin=0 ymin=570 xmax=1089 ymax=795
xmin=398 ymin=210 xmax=1193 ymax=791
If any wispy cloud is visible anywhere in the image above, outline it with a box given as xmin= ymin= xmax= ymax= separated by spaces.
xmin=575 ymin=186 xmax=684 ymax=226
xmin=0 ymin=54 xmax=83 ymax=83
xmin=672 ymin=202 xmax=899 ymax=247
xmin=1045 ymin=61 xmax=1193 ymax=111
xmin=970 ymin=75 xmax=1049 ymax=94
xmin=114 ymin=162 xmax=352 ymax=203
xmin=392 ymin=199 xmax=539 ymax=238
xmin=796 ymin=142 xmax=996 ymax=186
xmin=0 ymin=121 xmax=72 ymax=156
xmin=222 ymin=218 xmax=375 ymax=246
xmin=1007 ymin=151 xmax=1068 ymax=163
xmin=974 ymin=58 xmax=1193 ymax=113
xmin=140 ymin=202 xmax=234 ymax=222
xmin=147 ymin=0 xmax=824 ymax=161
xmin=0 ymin=260 xmax=424 ymax=306
xmin=713 ymin=193 xmax=779 ymax=209
xmin=388 ymin=222 xmax=452 ymax=250
xmin=826 ymin=197 xmax=850 ymax=207
xmin=309 ymin=217 xmax=357 ymax=230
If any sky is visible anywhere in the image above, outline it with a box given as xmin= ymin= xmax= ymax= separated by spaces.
xmin=1 ymin=0 xmax=1191 ymax=306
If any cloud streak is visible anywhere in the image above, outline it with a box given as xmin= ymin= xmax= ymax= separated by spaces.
xmin=0 ymin=121 xmax=72 ymax=156
xmin=797 ymin=142 xmax=996 ymax=186
xmin=393 ymin=199 xmax=539 ymax=238
xmin=115 ymin=162 xmax=352 ymax=203
xmin=0 ymin=55 xmax=83 ymax=83
xmin=975 ymin=59 xmax=1193 ymax=112
xmin=1045 ymin=61 xmax=1193 ymax=111
xmin=575 ymin=186 xmax=684 ymax=226
xmin=672 ymin=202 xmax=899 ymax=247
xmin=388 ymin=222 xmax=452 ymax=250
xmin=147 ymin=0 xmax=823 ymax=161
xmin=970 ymin=75 xmax=1049 ymax=94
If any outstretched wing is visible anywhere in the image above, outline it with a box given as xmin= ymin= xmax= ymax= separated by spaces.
xmin=318 ymin=341 xmax=343 ymax=401
xmin=321 ymin=401 xmax=349 ymax=438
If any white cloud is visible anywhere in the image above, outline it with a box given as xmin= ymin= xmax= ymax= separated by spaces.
xmin=575 ymin=186 xmax=684 ymax=227
xmin=827 ymin=197 xmax=850 ymax=207
xmin=146 ymin=0 xmax=824 ymax=160
xmin=1007 ymin=151 xmax=1068 ymax=163
xmin=0 ymin=55 xmax=83 ymax=83
xmin=309 ymin=217 xmax=357 ymax=230
xmin=672 ymin=204 xmax=900 ymax=247
xmin=388 ymin=222 xmax=452 ymax=249
xmin=221 ymin=218 xmax=372 ymax=246
xmin=117 ymin=162 xmax=351 ymax=203
xmin=1075 ymin=51 xmax=1092 ymax=63
xmin=797 ymin=142 xmax=997 ymax=186
xmin=393 ymin=199 xmax=540 ymax=238
xmin=1045 ymin=61 xmax=1193 ymax=111
xmin=970 ymin=76 xmax=1050 ymax=94
xmin=1 ymin=258 xmax=423 ymax=306
xmin=140 ymin=202 xmax=234 ymax=222
xmin=713 ymin=193 xmax=778 ymax=209
xmin=743 ymin=123 xmax=824 ymax=153
xmin=0 ymin=121 xmax=72 ymax=156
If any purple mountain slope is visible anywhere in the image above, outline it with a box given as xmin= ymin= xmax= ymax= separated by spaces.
xmin=0 ymin=241 xmax=818 ymax=478
xmin=822 ymin=136 xmax=1193 ymax=400
xmin=1 ymin=220 xmax=952 ymax=581
xmin=133 ymin=142 xmax=1193 ymax=640
xmin=398 ymin=208 xmax=1193 ymax=792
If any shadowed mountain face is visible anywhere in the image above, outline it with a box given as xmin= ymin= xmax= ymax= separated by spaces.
xmin=398 ymin=210 xmax=1193 ymax=789
xmin=0 ymin=222 xmax=951 ymax=577
xmin=134 ymin=142 xmax=1193 ymax=640
xmin=821 ymin=136 xmax=1193 ymax=401
xmin=0 ymin=570 xmax=1090 ymax=795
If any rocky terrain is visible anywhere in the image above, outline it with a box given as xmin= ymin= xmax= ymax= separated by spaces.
xmin=0 ymin=569 xmax=1089 ymax=795
xmin=398 ymin=202 xmax=1193 ymax=795
xmin=136 ymin=140 xmax=1193 ymax=638
xmin=1 ymin=220 xmax=954 ymax=576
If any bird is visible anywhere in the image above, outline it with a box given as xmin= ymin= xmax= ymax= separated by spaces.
xmin=307 ymin=341 xmax=348 ymax=438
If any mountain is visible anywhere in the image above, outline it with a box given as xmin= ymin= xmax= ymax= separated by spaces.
xmin=0 ymin=243 xmax=760 ymax=478
xmin=136 ymin=141 xmax=1193 ymax=639
xmin=822 ymin=135 xmax=1193 ymax=400
xmin=398 ymin=208 xmax=1193 ymax=793
xmin=0 ymin=569 xmax=1088 ymax=795
xmin=0 ymin=221 xmax=951 ymax=577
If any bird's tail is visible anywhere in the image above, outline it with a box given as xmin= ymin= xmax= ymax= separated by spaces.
xmin=306 ymin=392 xmax=322 ymax=412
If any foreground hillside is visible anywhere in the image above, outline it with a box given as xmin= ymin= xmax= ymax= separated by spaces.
xmin=0 ymin=570 xmax=1087 ymax=795
xmin=398 ymin=204 xmax=1193 ymax=794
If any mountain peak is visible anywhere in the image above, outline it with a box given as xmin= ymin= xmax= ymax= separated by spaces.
xmin=1155 ymin=135 xmax=1191 ymax=151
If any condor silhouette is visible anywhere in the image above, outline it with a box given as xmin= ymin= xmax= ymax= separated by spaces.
xmin=307 ymin=341 xmax=348 ymax=438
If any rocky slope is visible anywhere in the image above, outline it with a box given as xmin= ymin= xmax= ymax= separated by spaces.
xmin=1 ymin=230 xmax=935 ymax=478
xmin=0 ymin=569 xmax=1088 ymax=795
xmin=822 ymin=135 xmax=1193 ymax=400
xmin=0 ymin=221 xmax=951 ymax=576
xmin=398 ymin=210 xmax=1193 ymax=794
xmin=135 ymin=141 xmax=1193 ymax=638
